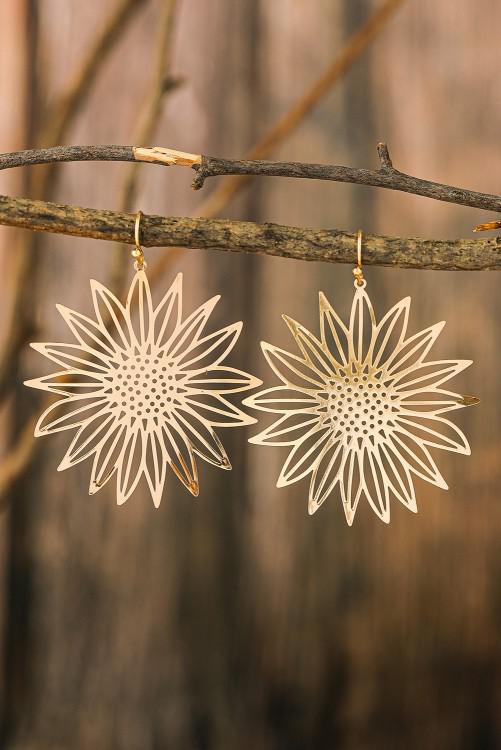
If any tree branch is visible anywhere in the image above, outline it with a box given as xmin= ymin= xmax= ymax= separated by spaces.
xmin=0 ymin=194 xmax=500 ymax=270
xmin=0 ymin=0 xmax=149 ymax=405
xmin=2 ymin=143 xmax=501 ymax=216
xmin=111 ymin=0 xmax=181 ymax=295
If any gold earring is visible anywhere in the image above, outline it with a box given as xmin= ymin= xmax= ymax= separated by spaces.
xmin=244 ymin=230 xmax=479 ymax=524
xmin=25 ymin=210 xmax=261 ymax=507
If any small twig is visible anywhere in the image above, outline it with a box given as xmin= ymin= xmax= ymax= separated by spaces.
xmin=38 ymin=0 xmax=145 ymax=147
xmin=2 ymin=143 xmax=501 ymax=216
xmin=0 ymin=194 xmax=500 ymax=270
xmin=377 ymin=142 xmax=394 ymax=170
xmin=473 ymin=221 xmax=501 ymax=232
xmin=191 ymin=150 xmax=501 ymax=215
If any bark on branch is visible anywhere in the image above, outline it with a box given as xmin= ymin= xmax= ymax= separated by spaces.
xmin=2 ymin=143 xmax=501 ymax=215
xmin=1 ymin=194 xmax=500 ymax=271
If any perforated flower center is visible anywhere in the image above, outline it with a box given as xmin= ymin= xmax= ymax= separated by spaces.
xmin=111 ymin=354 xmax=183 ymax=418
xmin=326 ymin=373 xmax=399 ymax=438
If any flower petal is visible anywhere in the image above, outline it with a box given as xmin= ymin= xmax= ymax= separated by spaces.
xmin=126 ymin=270 xmax=154 ymax=350
xmin=91 ymin=279 xmax=134 ymax=353
xmin=164 ymin=295 xmax=220 ymax=358
xmin=154 ymin=272 xmax=183 ymax=349
xmin=385 ymin=322 xmax=445 ymax=376
xmin=282 ymin=316 xmax=335 ymax=379
xmin=388 ymin=431 xmax=448 ymax=489
xmin=56 ymin=304 xmax=117 ymax=359
xmin=183 ymin=392 xmax=256 ymax=427
xmin=29 ymin=342 xmax=111 ymax=372
xmin=57 ymin=411 xmax=117 ymax=471
xmin=184 ymin=366 xmax=261 ymax=394
xmin=89 ymin=422 xmax=127 ymax=494
xmin=319 ymin=291 xmax=350 ymax=367
xmin=348 ymin=286 xmax=376 ymax=364
xmin=34 ymin=395 xmax=110 ymax=436
xmin=144 ymin=428 xmax=167 ymax=507
xmin=261 ymin=342 xmax=325 ymax=389
xmin=399 ymin=388 xmax=467 ymax=415
xmin=378 ymin=442 xmax=417 ymax=512
xmin=363 ymin=448 xmax=391 ymax=523
xmin=340 ymin=444 xmax=364 ymax=525
xmin=369 ymin=297 xmax=410 ymax=369
xmin=117 ymin=426 xmax=145 ymax=505
xmin=25 ymin=369 xmax=107 ymax=396
xmin=162 ymin=423 xmax=199 ymax=495
xmin=308 ymin=438 xmax=346 ymax=514
xmin=392 ymin=359 xmax=472 ymax=392
xmin=394 ymin=414 xmax=470 ymax=455
xmin=176 ymin=323 xmax=242 ymax=371
xmin=171 ymin=407 xmax=231 ymax=469
xmin=248 ymin=412 xmax=320 ymax=446
xmin=276 ymin=424 xmax=332 ymax=487
xmin=243 ymin=385 xmax=319 ymax=413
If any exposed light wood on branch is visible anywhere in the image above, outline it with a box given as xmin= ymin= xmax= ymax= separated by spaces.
xmin=1 ymin=194 xmax=500 ymax=271
xmin=2 ymin=143 xmax=501 ymax=216
xmin=111 ymin=0 xmax=181 ymax=296
xmin=134 ymin=146 xmax=201 ymax=166
xmin=0 ymin=0 xmax=178 ymax=508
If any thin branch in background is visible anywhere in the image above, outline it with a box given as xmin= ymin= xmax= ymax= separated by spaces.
xmin=0 ymin=0 xmax=151 ymax=506
xmin=0 ymin=0 xmax=408 ymax=502
xmin=0 ymin=0 xmax=149 ymax=406
xmin=110 ymin=0 xmax=180 ymax=296
xmin=474 ymin=221 xmax=501 ymax=232
xmin=0 ymin=413 xmax=38 ymax=511
xmin=194 ymin=0 xmax=405 ymax=219
xmin=38 ymin=0 xmax=145 ymax=149
xmin=147 ymin=0 xmax=405 ymax=284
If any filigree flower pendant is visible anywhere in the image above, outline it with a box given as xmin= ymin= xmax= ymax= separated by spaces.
xmin=244 ymin=280 xmax=478 ymax=523
xmin=25 ymin=271 xmax=260 ymax=506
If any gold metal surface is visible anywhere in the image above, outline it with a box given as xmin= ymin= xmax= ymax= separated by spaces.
xmin=245 ymin=276 xmax=478 ymax=524
xmin=25 ymin=271 xmax=260 ymax=506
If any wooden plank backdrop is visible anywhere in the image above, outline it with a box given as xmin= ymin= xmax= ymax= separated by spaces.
xmin=0 ymin=1 xmax=499 ymax=748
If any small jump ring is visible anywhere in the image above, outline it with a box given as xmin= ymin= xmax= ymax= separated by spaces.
xmin=134 ymin=210 xmax=143 ymax=250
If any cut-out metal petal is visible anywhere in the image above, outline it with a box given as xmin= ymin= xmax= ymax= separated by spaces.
xmin=26 ymin=271 xmax=258 ymax=506
xmin=248 ymin=284 xmax=476 ymax=523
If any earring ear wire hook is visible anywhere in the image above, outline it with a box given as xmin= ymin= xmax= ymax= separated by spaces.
xmin=353 ymin=229 xmax=365 ymax=287
xmin=131 ymin=210 xmax=146 ymax=270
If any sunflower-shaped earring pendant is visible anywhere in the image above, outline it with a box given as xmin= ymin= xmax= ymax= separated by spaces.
xmin=25 ymin=212 xmax=261 ymax=506
xmin=244 ymin=231 xmax=479 ymax=523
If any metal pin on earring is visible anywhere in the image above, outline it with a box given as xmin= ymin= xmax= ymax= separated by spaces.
xmin=131 ymin=210 xmax=146 ymax=270
xmin=25 ymin=206 xmax=260 ymax=506
xmin=353 ymin=229 xmax=365 ymax=287
xmin=245 ymin=226 xmax=479 ymax=523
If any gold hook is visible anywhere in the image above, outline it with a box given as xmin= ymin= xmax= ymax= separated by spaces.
xmin=353 ymin=229 xmax=365 ymax=287
xmin=131 ymin=210 xmax=146 ymax=270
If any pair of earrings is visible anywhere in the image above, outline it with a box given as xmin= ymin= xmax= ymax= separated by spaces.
xmin=25 ymin=217 xmax=478 ymax=523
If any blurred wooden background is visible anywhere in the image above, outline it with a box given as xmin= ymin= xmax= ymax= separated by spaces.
xmin=0 ymin=1 xmax=500 ymax=748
